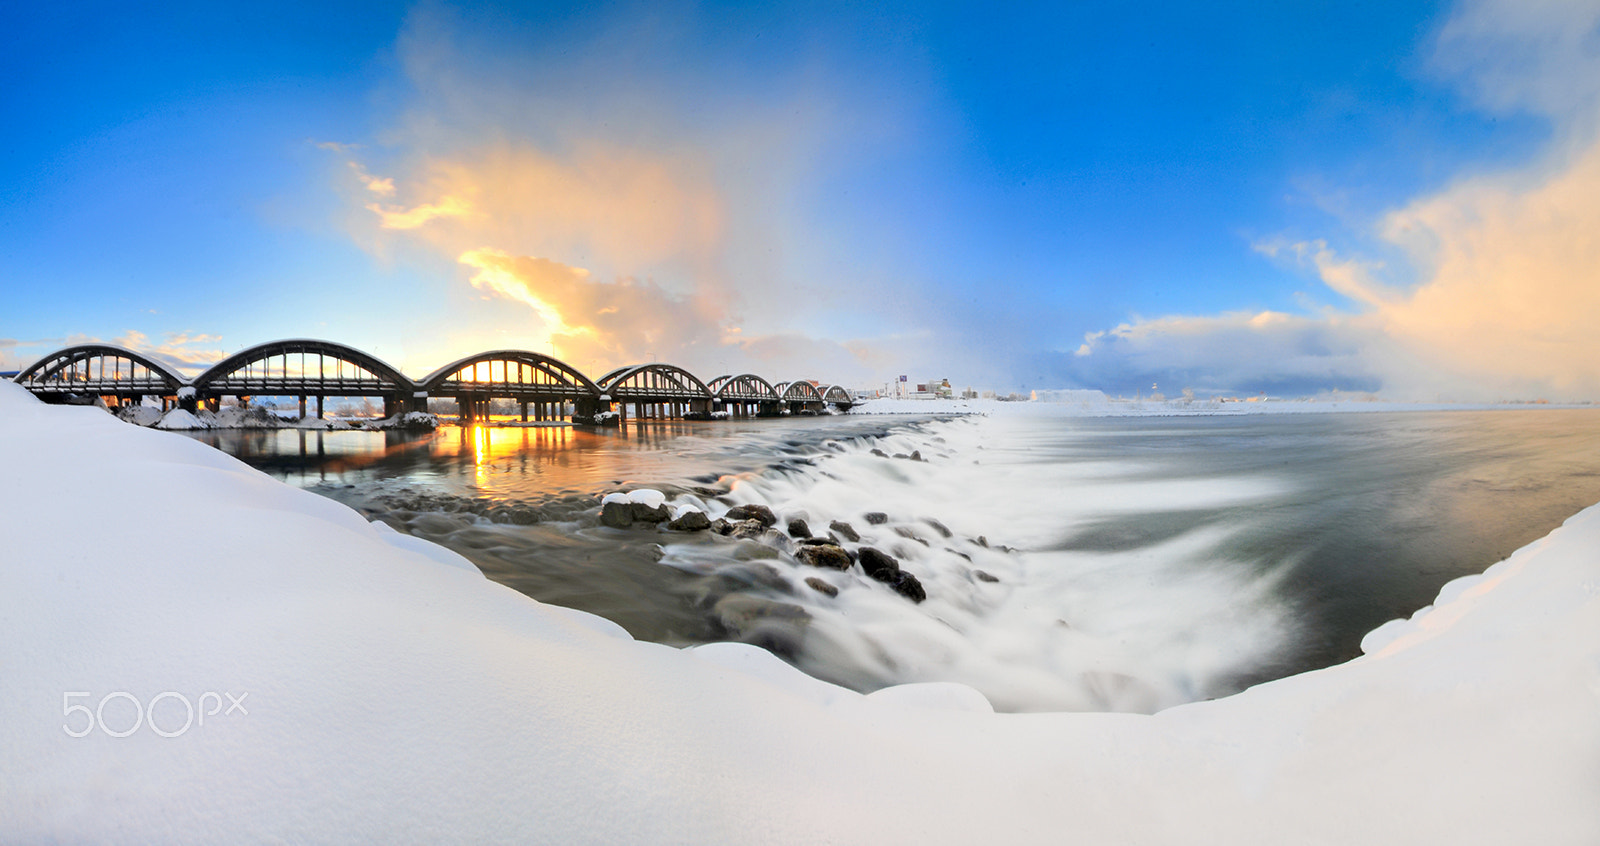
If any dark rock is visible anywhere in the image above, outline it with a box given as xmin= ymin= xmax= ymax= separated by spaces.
xmin=922 ymin=518 xmax=952 ymax=538
xmin=712 ymin=595 xmax=810 ymax=658
xmin=725 ymin=503 xmax=777 ymax=528
xmin=510 ymin=507 xmax=539 ymax=525
xmin=796 ymin=544 xmax=852 ymax=570
xmin=667 ymin=510 xmax=712 ymax=531
xmin=888 ymin=570 xmax=927 ymax=603
xmin=804 ymin=577 xmax=839 ymax=597
xmin=731 ymin=519 xmax=769 ymax=540
xmin=711 ymin=518 xmax=734 ymax=535
xmin=857 ymin=546 xmax=900 ymax=579
xmin=787 ymin=518 xmax=812 ymax=539
xmin=909 ymin=450 xmax=923 ymax=462
xmin=599 ymin=501 xmax=635 ymax=528
xmin=975 ymin=535 xmax=989 ymax=548
xmin=630 ymin=502 xmax=670 ymax=524
xmin=892 ymin=453 xmax=910 ymax=460
xmin=828 ymin=520 xmax=860 ymax=542
xmin=796 ymin=536 xmax=836 ymax=546
xmin=975 ymin=570 xmax=1000 ymax=583
xmin=864 ymin=512 xmax=889 ymax=525
xmin=870 ymin=448 xmax=889 ymax=458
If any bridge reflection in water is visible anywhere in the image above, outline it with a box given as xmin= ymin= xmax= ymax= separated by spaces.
xmin=10 ymin=339 xmax=856 ymax=424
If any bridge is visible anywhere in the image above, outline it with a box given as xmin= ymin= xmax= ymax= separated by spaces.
xmin=8 ymin=339 xmax=856 ymax=424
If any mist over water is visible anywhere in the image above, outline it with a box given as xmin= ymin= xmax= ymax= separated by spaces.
xmin=183 ymin=408 xmax=1600 ymax=713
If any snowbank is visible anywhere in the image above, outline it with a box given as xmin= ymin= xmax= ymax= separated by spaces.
xmin=1 ymin=379 xmax=1595 ymax=844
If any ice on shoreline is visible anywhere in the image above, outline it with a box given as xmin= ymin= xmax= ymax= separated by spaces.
xmin=1 ymin=379 xmax=1595 ymax=843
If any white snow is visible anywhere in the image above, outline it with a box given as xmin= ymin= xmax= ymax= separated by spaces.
xmin=153 ymin=407 xmax=208 ymax=429
xmin=625 ymin=488 xmax=667 ymax=508
xmin=2 ymin=378 xmax=1596 ymax=844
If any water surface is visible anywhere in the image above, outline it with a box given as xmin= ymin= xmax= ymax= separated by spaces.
xmin=182 ymin=408 xmax=1600 ymax=712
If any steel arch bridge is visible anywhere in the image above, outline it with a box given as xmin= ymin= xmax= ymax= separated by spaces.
xmin=10 ymin=339 xmax=858 ymax=424
xmin=816 ymin=385 xmax=854 ymax=408
xmin=192 ymin=339 xmax=414 ymax=417
xmin=771 ymin=380 xmax=828 ymax=414
xmin=596 ymin=363 xmax=715 ymax=422
xmin=419 ymin=350 xmax=604 ymax=422
xmin=12 ymin=344 xmax=187 ymax=404
xmin=706 ymin=373 xmax=783 ymax=417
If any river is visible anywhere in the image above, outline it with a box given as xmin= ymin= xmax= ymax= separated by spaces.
xmin=180 ymin=406 xmax=1600 ymax=712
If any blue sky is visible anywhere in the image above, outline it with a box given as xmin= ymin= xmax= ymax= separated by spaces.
xmin=3 ymin=0 xmax=1597 ymax=399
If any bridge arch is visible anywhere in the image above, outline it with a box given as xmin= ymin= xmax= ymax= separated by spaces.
xmin=14 ymin=344 xmax=188 ymax=402
xmin=596 ymin=363 xmax=714 ymax=422
xmin=817 ymin=385 xmax=854 ymax=408
xmin=191 ymin=339 xmax=414 ymax=416
xmin=772 ymin=381 xmax=821 ymax=402
xmin=194 ymin=339 xmax=411 ymax=391
xmin=420 ymin=350 xmax=603 ymax=422
xmin=772 ymin=380 xmax=825 ymax=415
xmin=707 ymin=373 xmax=781 ymax=418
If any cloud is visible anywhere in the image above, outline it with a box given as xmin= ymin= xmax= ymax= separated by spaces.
xmin=454 ymin=249 xmax=727 ymax=366
xmin=1070 ymin=0 xmax=1600 ymax=401
xmin=0 ymin=338 xmax=49 ymax=372
xmin=311 ymin=6 xmax=936 ymax=388
xmin=1 ymin=333 xmax=225 ymax=376
xmin=1430 ymin=0 xmax=1600 ymax=125
xmin=110 ymin=330 xmax=226 ymax=376
xmin=1063 ymin=311 xmax=1388 ymax=397
xmin=367 ymin=194 xmax=473 ymax=230
xmin=1368 ymin=140 xmax=1600 ymax=397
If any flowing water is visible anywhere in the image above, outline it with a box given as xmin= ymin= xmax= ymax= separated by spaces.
xmin=181 ymin=408 xmax=1600 ymax=713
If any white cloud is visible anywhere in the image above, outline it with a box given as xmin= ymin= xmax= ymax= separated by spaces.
xmin=1069 ymin=0 xmax=1600 ymax=401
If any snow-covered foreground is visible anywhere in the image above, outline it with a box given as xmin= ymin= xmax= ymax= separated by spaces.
xmin=2 ymin=380 xmax=1596 ymax=844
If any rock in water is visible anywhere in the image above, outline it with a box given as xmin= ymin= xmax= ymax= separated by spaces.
xmin=725 ymin=503 xmax=777 ymax=528
xmin=828 ymin=520 xmax=860 ymax=542
xmin=630 ymin=502 xmax=670 ymax=524
xmin=599 ymin=501 xmax=635 ymax=528
xmin=804 ymin=577 xmax=839 ymax=597
xmin=796 ymin=544 xmax=852 ymax=570
xmin=787 ymin=518 xmax=812 ymax=539
xmin=856 ymin=546 xmax=900 ymax=579
xmin=864 ymin=512 xmax=889 ymax=525
xmin=730 ymin=519 xmax=769 ymax=540
xmin=888 ymin=570 xmax=927 ymax=603
xmin=667 ymin=510 xmax=712 ymax=531
xmin=711 ymin=595 xmax=810 ymax=659
xmin=974 ymin=570 xmax=1000 ymax=583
